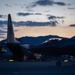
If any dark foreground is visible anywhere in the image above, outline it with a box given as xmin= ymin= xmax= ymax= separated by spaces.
xmin=0 ymin=61 xmax=75 ymax=75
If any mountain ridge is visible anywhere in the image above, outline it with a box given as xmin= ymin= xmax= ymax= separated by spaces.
xmin=1 ymin=35 xmax=64 ymax=45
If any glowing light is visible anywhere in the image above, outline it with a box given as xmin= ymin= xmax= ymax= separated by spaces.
xmin=64 ymin=60 xmax=68 ymax=62
xmin=9 ymin=59 xmax=14 ymax=62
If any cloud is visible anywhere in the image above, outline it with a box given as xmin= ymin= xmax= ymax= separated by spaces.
xmin=0 ymin=14 xmax=7 ymax=19
xmin=0 ymin=20 xmax=58 ymax=27
xmin=0 ymin=34 xmax=6 ymax=39
xmin=35 ymin=0 xmax=54 ymax=6
xmin=0 ymin=15 xmax=3 ymax=18
xmin=0 ymin=30 xmax=6 ymax=39
xmin=48 ymin=15 xmax=65 ymax=20
xmin=48 ymin=15 xmax=56 ymax=19
xmin=31 ymin=0 xmax=67 ymax=7
xmin=5 ymin=4 xmax=12 ymax=7
xmin=0 ymin=14 xmax=6 ymax=18
xmin=0 ymin=20 xmax=7 ymax=27
xmin=69 ymin=24 xmax=75 ymax=27
xmin=17 ymin=12 xmax=42 ymax=16
xmin=48 ymin=15 xmax=65 ymax=24
xmin=54 ymin=2 xmax=66 ymax=6
xmin=17 ymin=12 xmax=33 ymax=16
xmin=0 ymin=15 xmax=64 ymax=27
xmin=0 ymin=29 xmax=6 ymax=33
xmin=34 ymin=13 xmax=42 ymax=15
xmin=14 ymin=21 xmax=58 ymax=27
xmin=0 ymin=20 xmax=57 ymax=27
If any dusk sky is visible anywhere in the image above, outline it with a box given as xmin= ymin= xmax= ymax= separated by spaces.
xmin=0 ymin=0 xmax=75 ymax=40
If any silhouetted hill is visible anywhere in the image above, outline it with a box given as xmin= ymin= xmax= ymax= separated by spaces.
xmin=1 ymin=35 xmax=63 ymax=45
xmin=71 ymin=36 xmax=75 ymax=39
xmin=17 ymin=35 xmax=63 ymax=45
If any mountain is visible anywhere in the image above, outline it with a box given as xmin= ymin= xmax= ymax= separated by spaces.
xmin=71 ymin=36 xmax=75 ymax=39
xmin=1 ymin=35 xmax=63 ymax=45
xmin=17 ymin=35 xmax=64 ymax=45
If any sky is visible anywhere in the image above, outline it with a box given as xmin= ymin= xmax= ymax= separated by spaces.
xmin=0 ymin=0 xmax=75 ymax=40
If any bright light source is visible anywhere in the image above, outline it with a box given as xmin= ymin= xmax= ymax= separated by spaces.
xmin=64 ymin=60 xmax=68 ymax=62
xmin=9 ymin=59 xmax=14 ymax=62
